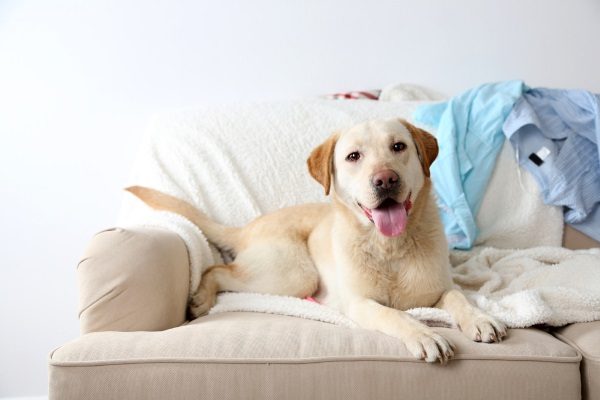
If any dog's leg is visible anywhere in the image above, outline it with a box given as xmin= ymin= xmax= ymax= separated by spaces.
xmin=189 ymin=243 xmax=320 ymax=319
xmin=347 ymin=297 xmax=455 ymax=363
xmin=189 ymin=264 xmax=239 ymax=318
xmin=436 ymin=289 xmax=507 ymax=343
xmin=190 ymin=262 xmax=261 ymax=318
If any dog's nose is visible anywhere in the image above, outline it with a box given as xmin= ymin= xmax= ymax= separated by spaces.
xmin=372 ymin=169 xmax=399 ymax=189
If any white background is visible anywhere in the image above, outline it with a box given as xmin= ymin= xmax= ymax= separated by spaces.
xmin=1 ymin=0 xmax=599 ymax=397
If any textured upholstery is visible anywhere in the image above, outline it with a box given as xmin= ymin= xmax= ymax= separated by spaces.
xmin=563 ymin=224 xmax=600 ymax=250
xmin=57 ymin=226 xmax=600 ymax=400
xmin=50 ymin=312 xmax=581 ymax=400
xmin=78 ymin=227 xmax=189 ymax=333
xmin=554 ymin=321 xmax=600 ymax=400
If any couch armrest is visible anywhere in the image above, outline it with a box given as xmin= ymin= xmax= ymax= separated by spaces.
xmin=563 ymin=225 xmax=600 ymax=250
xmin=78 ymin=227 xmax=190 ymax=334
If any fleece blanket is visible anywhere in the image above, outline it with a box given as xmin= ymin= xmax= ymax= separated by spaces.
xmin=119 ymin=95 xmax=599 ymax=329
xmin=119 ymin=99 xmax=427 ymax=291
xmin=211 ymin=246 xmax=600 ymax=328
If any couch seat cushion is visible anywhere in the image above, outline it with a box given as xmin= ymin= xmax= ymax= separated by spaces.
xmin=50 ymin=312 xmax=581 ymax=400
xmin=554 ymin=321 xmax=600 ymax=400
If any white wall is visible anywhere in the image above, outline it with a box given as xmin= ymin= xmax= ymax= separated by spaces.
xmin=1 ymin=0 xmax=599 ymax=397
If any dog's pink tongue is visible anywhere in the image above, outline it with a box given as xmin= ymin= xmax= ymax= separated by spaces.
xmin=372 ymin=202 xmax=408 ymax=237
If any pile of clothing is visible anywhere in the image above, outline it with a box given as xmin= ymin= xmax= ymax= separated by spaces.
xmin=412 ymin=81 xmax=600 ymax=250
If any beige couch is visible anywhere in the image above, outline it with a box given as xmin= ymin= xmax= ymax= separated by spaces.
xmin=48 ymin=225 xmax=600 ymax=399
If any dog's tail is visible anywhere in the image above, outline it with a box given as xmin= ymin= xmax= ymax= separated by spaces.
xmin=125 ymin=186 xmax=241 ymax=252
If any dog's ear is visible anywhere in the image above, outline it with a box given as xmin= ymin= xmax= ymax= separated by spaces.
xmin=401 ymin=119 xmax=438 ymax=178
xmin=307 ymin=134 xmax=338 ymax=195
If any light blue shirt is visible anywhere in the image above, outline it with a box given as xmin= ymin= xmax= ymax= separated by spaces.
xmin=414 ymin=81 xmax=526 ymax=249
xmin=503 ymin=88 xmax=600 ymax=241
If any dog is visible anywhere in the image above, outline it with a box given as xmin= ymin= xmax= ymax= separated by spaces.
xmin=127 ymin=118 xmax=506 ymax=363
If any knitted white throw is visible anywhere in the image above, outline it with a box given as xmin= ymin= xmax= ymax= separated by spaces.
xmin=119 ymin=97 xmax=599 ymax=329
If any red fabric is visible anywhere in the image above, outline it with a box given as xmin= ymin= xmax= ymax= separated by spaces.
xmin=325 ymin=90 xmax=381 ymax=100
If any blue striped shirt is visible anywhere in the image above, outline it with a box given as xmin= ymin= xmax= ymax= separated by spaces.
xmin=503 ymin=88 xmax=600 ymax=241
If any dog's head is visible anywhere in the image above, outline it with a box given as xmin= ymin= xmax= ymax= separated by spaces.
xmin=307 ymin=119 xmax=438 ymax=237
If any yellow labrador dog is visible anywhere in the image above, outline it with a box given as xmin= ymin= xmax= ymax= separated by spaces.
xmin=127 ymin=118 xmax=506 ymax=363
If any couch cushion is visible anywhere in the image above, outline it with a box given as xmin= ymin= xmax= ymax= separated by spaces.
xmin=554 ymin=321 xmax=600 ymax=400
xmin=50 ymin=312 xmax=581 ymax=400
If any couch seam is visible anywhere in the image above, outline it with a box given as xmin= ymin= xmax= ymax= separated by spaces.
xmin=48 ymin=353 xmax=581 ymax=367
xmin=77 ymin=287 xmax=119 ymax=319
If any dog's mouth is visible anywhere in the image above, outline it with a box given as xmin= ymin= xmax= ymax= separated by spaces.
xmin=358 ymin=193 xmax=412 ymax=237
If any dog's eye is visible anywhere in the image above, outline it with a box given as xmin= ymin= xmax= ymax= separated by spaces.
xmin=346 ymin=152 xmax=361 ymax=162
xmin=392 ymin=142 xmax=407 ymax=152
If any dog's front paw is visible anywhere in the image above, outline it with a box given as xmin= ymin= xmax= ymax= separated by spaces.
xmin=403 ymin=327 xmax=455 ymax=364
xmin=459 ymin=312 xmax=507 ymax=343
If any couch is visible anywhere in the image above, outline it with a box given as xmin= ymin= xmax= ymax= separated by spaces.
xmin=47 ymin=225 xmax=599 ymax=400
xmin=48 ymin=99 xmax=600 ymax=399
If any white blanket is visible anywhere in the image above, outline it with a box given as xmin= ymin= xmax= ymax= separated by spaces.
xmin=120 ymin=99 xmax=425 ymax=291
xmin=208 ymin=247 xmax=600 ymax=328
xmin=209 ymin=293 xmax=456 ymax=329
xmin=450 ymin=246 xmax=600 ymax=327
xmin=119 ymin=97 xmax=600 ymax=329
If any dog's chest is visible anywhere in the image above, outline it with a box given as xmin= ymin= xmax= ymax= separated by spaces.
xmin=387 ymin=263 xmax=446 ymax=309
xmin=350 ymin=246 xmax=446 ymax=310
